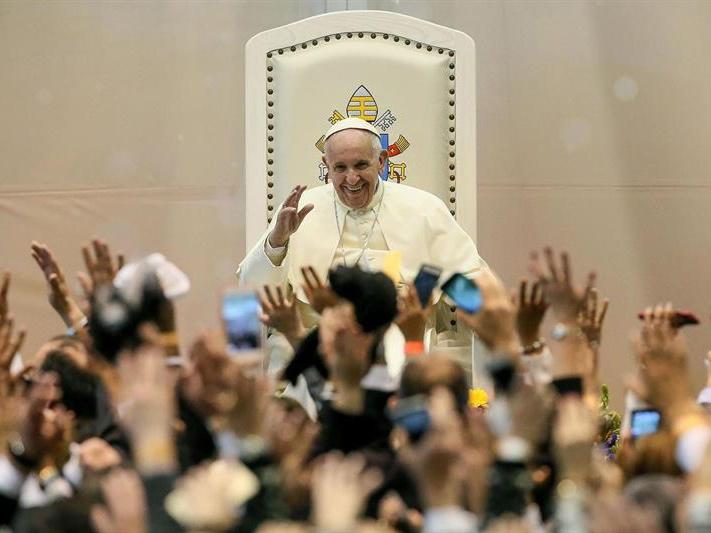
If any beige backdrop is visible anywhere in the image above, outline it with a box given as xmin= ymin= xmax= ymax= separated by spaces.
xmin=1 ymin=0 xmax=710 ymax=411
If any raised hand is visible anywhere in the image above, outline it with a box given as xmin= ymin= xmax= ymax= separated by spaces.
xmin=319 ymin=304 xmax=374 ymax=388
xmin=0 ymin=314 xmax=26 ymax=377
xmin=514 ymin=278 xmax=548 ymax=351
xmin=632 ymin=303 xmax=690 ymax=413
xmin=267 ymin=185 xmax=314 ymax=248
xmin=528 ymin=247 xmax=595 ymax=322
xmin=301 ymin=266 xmax=338 ymax=314
xmin=456 ymin=270 xmax=519 ymax=355
xmin=164 ymin=459 xmax=259 ymax=531
xmin=77 ymin=237 xmax=125 ymax=297
xmin=258 ymin=285 xmax=306 ymax=348
xmin=117 ymin=333 xmax=177 ymax=475
xmin=311 ymin=452 xmax=383 ymax=532
xmin=395 ymin=282 xmax=432 ymax=342
xmin=30 ymin=241 xmax=86 ymax=328
xmin=577 ymin=287 xmax=609 ymax=352
xmin=91 ymin=468 xmax=147 ymax=533
xmin=553 ymin=396 xmax=596 ymax=484
xmin=15 ymin=372 xmax=69 ymax=469
xmin=398 ymin=388 xmax=466 ymax=509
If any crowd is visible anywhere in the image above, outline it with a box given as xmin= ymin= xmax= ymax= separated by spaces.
xmin=1 ymin=236 xmax=711 ymax=533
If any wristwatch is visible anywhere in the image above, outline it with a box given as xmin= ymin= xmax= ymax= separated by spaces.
xmin=551 ymin=323 xmax=580 ymax=341
xmin=8 ymin=437 xmax=39 ymax=470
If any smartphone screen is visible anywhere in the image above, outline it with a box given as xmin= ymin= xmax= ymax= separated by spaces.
xmin=441 ymin=273 xmax=482 ymax=313
xmin=630 ymin=409 xmax=661 ymax=438
xmin=413 ymin=264 xmax=442 ymax=307
xmin=222 ymin=289 xmax=262 ymax=354
xmin=388 ymin=394 xmax=430 ymax=442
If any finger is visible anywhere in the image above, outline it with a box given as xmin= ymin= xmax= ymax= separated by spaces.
xmin=263 ymin=285 xmax=279 ymax=309
xmin=48 ymin=273 xmax=62 ymax=293
xmin=283 ymin=186 xmax=299 ymax=208
xmin=31 ymin=250 xmax=44 ymax=270
xmin=407 ymin=283 xmax=420 ymax=309
xmin=543 ymin=247 xmax=559 ymax=281
xmin=588 ymin=288 xmax=598 ymax=318
xmin=597 ymin=298 xmax=609 ymax=327
xmin=257 ymin=289 xmax=273 ymax=314
xmin=0 ymin=316 xmax=12 ymax=348
xmin=92 ymin=239 xmax=105 ymax=266
xmin=560 ymin=251 xmax=571 ymax=284
xmin=30 ymin=242 xmax=46 ymax=267
xmin=293 ymin=185 xmax=306 ymax=206
xmin=6 ymin=329 xmax=25 ymax=365
xmin=81 ymin=245 xmax=95 ymax=273
xmin=297 ymin=203 xmax=314 ymax=223
xmin=300 ymin=267 xmax=314 ymax=291
xmin=308 ymin=266 xmax=323 ymax=288
xmin=518 ymin=278 xmax=527 ymax=307
xmin=276 ymin=286 xmax=286 ymax=307
xmin=653 ymin=302 xmax=664 ymax=323
xmin=98 ymin=240 xmax=112 ymax=269
xmin=90 ymin=505 xmax=114 ymax=533
xmin=76 ymin=271 xmax=93 ymax=298
xmin=528 ymin=250 xmax=545 ymax=280
xmin=0 ymin=271 xmax=9 ymax=300
xmin=531 ymin=280 xmax=542 ymax=306
xmin=663 ymin=302 xmax=674 ymax=327
xmin=584 ymin=271 xmax=597 ymax=297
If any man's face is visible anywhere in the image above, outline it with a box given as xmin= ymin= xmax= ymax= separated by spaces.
xmin=322 ymin=129 xmax=386 ymax=209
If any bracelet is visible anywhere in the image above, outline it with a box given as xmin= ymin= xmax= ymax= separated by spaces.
xmin=404 ymin=341 xmax=425 ymax=355
xmin=66 ymin=316 xmax=88 ymax=337
xmin=8 ymin=438 xmax=39 ymax=471
xmin=519 ymin=339 xmax=545 ymax=355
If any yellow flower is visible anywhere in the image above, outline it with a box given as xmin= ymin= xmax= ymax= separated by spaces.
xmin=469 ymin=388 xmax=488 ymax=409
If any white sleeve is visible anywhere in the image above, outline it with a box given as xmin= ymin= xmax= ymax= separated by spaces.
xmin=0 ymin=455 xmax=27 ymax=498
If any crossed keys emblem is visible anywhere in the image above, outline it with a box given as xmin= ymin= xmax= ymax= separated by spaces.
xmin=315 ymin=85 xmax=410 ymax=183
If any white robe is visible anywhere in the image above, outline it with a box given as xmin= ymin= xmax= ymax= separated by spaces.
xmin=237 ymin=180 xmax=485 ymax=295
xmin=236 ymin=181 xmax=488 ymax=383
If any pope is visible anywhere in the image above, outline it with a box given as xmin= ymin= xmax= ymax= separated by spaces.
xmin=237 ymin=117 xmax=486 ymax=373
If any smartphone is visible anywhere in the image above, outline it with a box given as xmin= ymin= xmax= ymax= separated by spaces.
xmin=636 ymin=310 xmax=699 ymax=328
xmin=222 ymin=289 xmax=262 ymax=354
xmin=413 ymin=264 xmax=442 ymax=307
xmin=388 ymin=394 xmax=430 ymax=442
xmin=630 ymin=408 xmax=661 ymax=439
xmin=441 ymin=273 xmax=482 ymax=313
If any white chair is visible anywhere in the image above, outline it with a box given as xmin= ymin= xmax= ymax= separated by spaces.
xmin=244 ymin=10 xmax=485 ymax=385
xmin=244 ymin=10 xmax=477 ymax=246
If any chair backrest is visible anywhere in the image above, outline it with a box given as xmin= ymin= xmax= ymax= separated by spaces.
xmin=244 ymin=10 xmax=477 ymax=246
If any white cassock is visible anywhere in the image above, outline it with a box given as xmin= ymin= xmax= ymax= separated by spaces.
xmin=237 ymin=180 xmax=488 ymax=382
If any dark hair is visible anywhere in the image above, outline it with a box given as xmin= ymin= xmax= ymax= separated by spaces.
xmin=399 ymin=355 xmax=469 ymax=413
xmin=89 ymin=268 xmax=167 ymax=363
xmin=40 ymin=350 xmax=98 ymax=420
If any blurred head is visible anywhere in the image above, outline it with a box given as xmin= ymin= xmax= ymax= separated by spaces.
xmin=40 ymin=350 xmax=98 ymax=422
xmin=34 ymin=335 xmax=89 ymax=369
xmin=618 ymin=430 xmax=682 ymax=481
xmin=322 ymin=127 xmax=386 ymax=209
xmin=398 ymin=354 xmax=469 ymax=414
xmin=624 ymin=475 xmax=683 ymax=533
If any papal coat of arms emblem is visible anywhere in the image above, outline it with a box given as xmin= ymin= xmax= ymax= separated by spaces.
xmin=315 ymin=85 xmax=410 ymax=183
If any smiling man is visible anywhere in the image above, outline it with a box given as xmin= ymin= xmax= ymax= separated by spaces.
xmin=237 ymin=118 xmax=485 ymax=370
